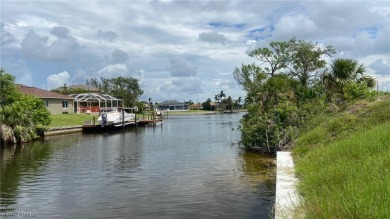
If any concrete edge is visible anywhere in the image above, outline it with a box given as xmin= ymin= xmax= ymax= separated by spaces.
xmin=275 ymin=151 xmax=300 ymax=219
xmin=44 ymin=126 xmax=83 ymax=136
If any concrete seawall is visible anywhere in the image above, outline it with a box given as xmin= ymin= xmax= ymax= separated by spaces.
xmin=44 ymin=126 xmax=83 ymax=136
xmin=275 ymin=151 xmax=300 ymax=219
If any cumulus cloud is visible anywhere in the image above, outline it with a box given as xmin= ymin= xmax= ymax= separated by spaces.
xmin=111 ymin=49 xmax=129 ymax=63
xmin=1 ymin=23 xmax=14 ymax=45
xmin=171 ymin=77 xmax=202 ymax=92
xmin=47 ymin=71 xmax=70 ymax=90
xmin=159 ymin=77 xmax=202 ymax=98
xmin=20 ymin=27 xmax=79 ymax=61
xmin=273 ymin=14 xmax=322 ymax=39
xmin=167 ymin=57 xmax=197 ymax=77
xmin=70 ymin=70 xmax=90 ymax=85
xmin=198 ymin=31 xmax=227 ymax=44
xmin=97 ymin=64 xmax=128 ymax=78
xmin=18 ymin=71 xmax=33 ymax=86
xmin=201 ymin=0 xmax=231 ymax=11
xmin=370 ymin=59 xmax=390 ymax=75
xmin=97 ymin=30 xmax=119 ymax=42
xmin=51 ymin=26 xmax=70 ymax=38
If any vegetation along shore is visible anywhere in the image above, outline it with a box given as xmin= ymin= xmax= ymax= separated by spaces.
xmin=233 ymin=37 xmax=387 ymax=217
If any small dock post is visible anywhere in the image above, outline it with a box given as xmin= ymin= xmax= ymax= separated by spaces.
xmin=122 ymin=109 xmax=125 ymax=130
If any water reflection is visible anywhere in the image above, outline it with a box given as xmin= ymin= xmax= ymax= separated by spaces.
xmin=1 ymin=113 xmax=275 ymax=218
xmin=1 ymin=141 xmax=53 ymax=211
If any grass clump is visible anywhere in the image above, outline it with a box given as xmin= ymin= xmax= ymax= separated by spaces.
xmin=293 ymin=96 xmax=390 ymax=218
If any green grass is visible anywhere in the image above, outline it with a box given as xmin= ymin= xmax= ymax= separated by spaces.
xmin=48 ymin=113 xmax=95 ymax=128
xmin=293 ymin=95 xmax=390 ymax=218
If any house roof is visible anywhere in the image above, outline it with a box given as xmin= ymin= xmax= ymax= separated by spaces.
xmin=17 ymin=84 xmax=74 ymax=100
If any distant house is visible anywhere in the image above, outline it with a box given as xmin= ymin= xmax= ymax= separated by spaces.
xmin=18 ymin=84 xmax=74 ymax=114
xmin=143 ymin=103 xmax=151 ymax=112
xmin=189 ymin=103 xmax=202 ymax=110
xmin=159 ymin=100 xmax=189 ymax=111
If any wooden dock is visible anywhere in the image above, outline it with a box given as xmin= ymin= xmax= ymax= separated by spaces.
xmin=82 ymin=118 xmax=163 ymax=132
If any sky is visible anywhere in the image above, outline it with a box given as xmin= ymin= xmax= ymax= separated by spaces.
xmin=1 ymin=0 xmax=390 ymax=103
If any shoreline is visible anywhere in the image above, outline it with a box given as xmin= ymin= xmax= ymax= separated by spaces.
xmin=43 ymin=111 xmax=245 ymax=136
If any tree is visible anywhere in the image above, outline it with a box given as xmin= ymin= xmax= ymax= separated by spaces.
xmin=86 ymin=76 xmax=143 ymax=107
xmin=288 ymin=38 xmax=336 ymax=87
xmin=51 ymin=83 xmax=89 ymax=95
xmin=215 ymin=90 xmax=226 ymax=111
xmin=232 ymin=38 xmax=335 ymax=152
xmin=202 ymin=98 xmax=213 ymax=111
xmin=322 ymin=58 xmax=375 ymax=101
xmin=0 ymin=68 xmax=18 ymax=106
xmin=185 ymin=100 xmax=194 ymax=105
xmin=0 ymin=69 xmax=51 ymax=144
xmin=248 ymin=40 xmax=291 ymax=76
xmin=222 ymin=96 xmax=234 ymax=112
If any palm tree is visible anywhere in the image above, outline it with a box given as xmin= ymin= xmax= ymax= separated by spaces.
xmin=331 ymin=58 xmax=366 ymax=81
xmin=322 ymin=58 xmax=375 ymax=101
xmin=219 ymin=90 xmax=226 ymax=100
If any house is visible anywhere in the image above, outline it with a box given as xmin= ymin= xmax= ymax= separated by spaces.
xmin=158 ymin=100 xmax=189 ymax=111
xmin=189 ymin=103 xmax=202 ymax=110
xmin=18 ymin=84 xmax=74 ymax=114
xmin=143 ymin=103 xmax=151 ymax=112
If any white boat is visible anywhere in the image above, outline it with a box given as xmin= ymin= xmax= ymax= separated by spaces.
xmin=97 ymin=108 xmax=135 ymax=126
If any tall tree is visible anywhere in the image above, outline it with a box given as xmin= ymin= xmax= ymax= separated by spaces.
xmin=202 ymin=98 xmax=212 ymax=111
xmin=288 ymin=39 xmax=336 ymax=87
xmin=248 ymin=40 xmax=291 ymax=76
xmin=86 ymin=76 xmax=143 ymax=107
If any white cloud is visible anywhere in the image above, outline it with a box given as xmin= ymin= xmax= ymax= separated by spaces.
xmin=370 ymin=59 xmax=390 ymax=76
xmin=70 ymin=70 xmax=90 ymax=85
xmin=96 ymin=30 xmax=119 ymax=42
xmin=1 ymin=23 xmax=15 ymax=45
xmin=111 ymin=49 xmax=129 ymax=63
xmin=20 ymin=27 xmax=79 ymax=61
xmin=198 ymin=31 xmax=227 ymax=44
xmin=273 ymin=14 xmax=322 ymax=40
xmin=167 ymin=57 xmax=197 ymax=77
xmin=97 ymin=64 xmax=128 ymax=78
xmin=46 ymin=71 xmax=70 ymax=90
xmin=17 ymin=71 xmax=33 ymax=86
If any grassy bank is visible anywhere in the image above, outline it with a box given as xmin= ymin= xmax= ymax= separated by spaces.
xmin=48 ymin=114 xmax=94 ymax=128
xmin=292 ymin=95 xmax=390 ymax=218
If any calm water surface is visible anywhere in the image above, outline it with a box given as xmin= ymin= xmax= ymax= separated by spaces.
xmin=0 ymin=113 xmax=275 ymax=218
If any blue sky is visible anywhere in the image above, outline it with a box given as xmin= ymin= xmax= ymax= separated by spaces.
xmin=1 ymin=0 xmax=390 ymax=103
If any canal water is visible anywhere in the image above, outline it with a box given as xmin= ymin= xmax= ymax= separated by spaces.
xmin=0 ymin=113 xmax=275 ymax=219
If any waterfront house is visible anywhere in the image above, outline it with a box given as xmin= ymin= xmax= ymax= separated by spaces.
xmin=143 ymin=103 xmax=151 ymax=112
xmin=18 ymin=84 xmax=75 ymax=114
xmin=158 ymin=100 xmax=189 ymax=111
xmin=189 ymin=103 xmax=202 ymax=110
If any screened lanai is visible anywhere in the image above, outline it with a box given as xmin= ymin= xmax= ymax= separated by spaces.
xmin=70 ymin=93 xmax=123 ymax=114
